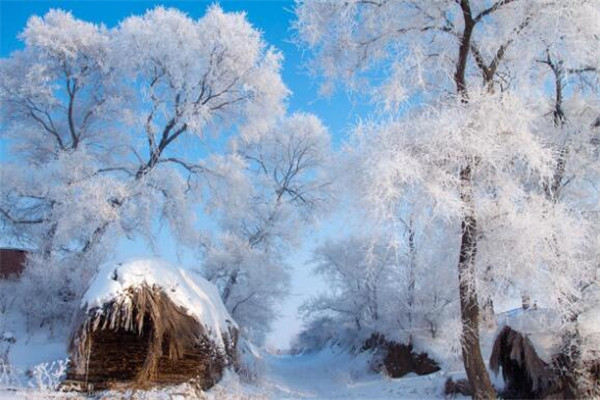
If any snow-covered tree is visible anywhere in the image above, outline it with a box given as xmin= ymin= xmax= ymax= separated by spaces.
xmin=81 ymin=4 xmax=289 ymax=252
xmin=203 ymin=113 xmax=332 ymax=343
xmin=300 ymin=216 xmax=458 ymax=347
xmin=528 ymin=23 xmax=600 ymax=396
xmin=0 ymin=10 xmax=125 ymax=327
xmin=0 ymin=6 xmax=290 ymax=330
xmin=305 ymin=236 xmax=398 ymax=339
xmin=295 ymin=1 xmax=598 ymax=396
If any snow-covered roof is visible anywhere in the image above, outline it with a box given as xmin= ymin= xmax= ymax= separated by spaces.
xmin=81 ymin=258 xmax=236 ymax=346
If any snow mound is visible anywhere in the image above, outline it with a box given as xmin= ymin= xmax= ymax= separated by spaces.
xmin=81 ymin=258 xmax=236 ymax=346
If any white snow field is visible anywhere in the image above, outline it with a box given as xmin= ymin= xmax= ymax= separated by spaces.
xmin=0 ymin=346 xmax=456 ymax=399
xmin=3 ymin=260 xmax=577 ymax=399
xmin=4 ymin=308 xmax=579 ymax=399
xmin=1 ymin=259 xmax=455 ymax=399
xmin=254 ymin=348 xmax=452 ymax=399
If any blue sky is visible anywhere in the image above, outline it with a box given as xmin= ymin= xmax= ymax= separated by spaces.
xmin=0 ymin=0 xmax=370 ymax=349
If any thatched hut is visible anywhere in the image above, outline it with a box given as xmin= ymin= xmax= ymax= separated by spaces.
xmin=491 ymin=307 xmax=600 ymax=399
xmin=66 ymin=259 xmax=238 ymax=391
xmin=490 ymin=325 xmax=555 ymax=398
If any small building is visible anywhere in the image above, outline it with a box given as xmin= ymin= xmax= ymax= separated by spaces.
xmin=0 ymin=248 xmax=27 ymax=279
xmin=66 ymin=258 xmax=238 ymax=391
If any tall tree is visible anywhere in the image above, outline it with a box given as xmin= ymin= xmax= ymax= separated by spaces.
xmin=530 ymin=24 xmax=599 ymax=397
xmin=0 ymin=6 xmax=290 ymax=328
xmin=294 ymin=1 xmax=598 ymax=397
xmin=203 ymin=113 xmax=332 ymax=343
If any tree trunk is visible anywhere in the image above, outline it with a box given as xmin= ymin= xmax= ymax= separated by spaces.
xmin=221 ymin=269 xmax=239 ymax=304
xmin=451 ymin=3 xmax=496 ymax=397
xmin=458 ymin=164 xmax=495 ymax=399
xmin=406 ymin=218 xmax=416 ymax=340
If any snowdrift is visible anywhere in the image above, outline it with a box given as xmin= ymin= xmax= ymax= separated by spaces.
xmin=66 ymin=258 xmax=238 ymax=391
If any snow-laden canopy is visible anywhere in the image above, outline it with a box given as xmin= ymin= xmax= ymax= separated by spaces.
xmin=81 ymin=258 xmax=237 ymax=348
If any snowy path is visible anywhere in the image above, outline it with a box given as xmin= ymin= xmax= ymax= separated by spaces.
xmin=255 ymin=349 xmax=448 ymax=399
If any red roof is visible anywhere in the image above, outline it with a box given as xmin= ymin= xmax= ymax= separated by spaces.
xmin=0 ymin=248 xmax=27 ymax=279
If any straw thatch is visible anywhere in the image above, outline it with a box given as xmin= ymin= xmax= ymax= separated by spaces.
xmin=66 ymin=283 xmax=237 ymax=391
xmin=490 ymin=325 xmax=558 ymax=399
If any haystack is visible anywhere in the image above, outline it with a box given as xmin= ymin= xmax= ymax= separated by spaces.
xmin=492 ymin=308 xmax=600 ymax=399
xmin=490 ymin=325 xmax=555 ymax=399
xmin=66 ymin=259 xmax=238 ymax=391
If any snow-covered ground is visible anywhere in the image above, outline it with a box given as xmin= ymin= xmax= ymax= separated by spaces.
xmin=7 ymin=312 xmax=574 ymax=399
xmin=2 ymin=308 xmax=530 ymax=399
xmin=0 ymin=257 xmax=471 ymax=399
xmin=9 ymin=270 xmax=562 ymax=399
xmin=3 ymin=304 xmax=546 ymax=399
xmin=1 ymin=346 xmax=456 ymax=399
xmin=257 ymin=348 xmax=450 ymax=399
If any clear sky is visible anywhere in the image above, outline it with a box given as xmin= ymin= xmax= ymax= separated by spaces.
xmin=0 ymin=0 xmax=370 ymax=349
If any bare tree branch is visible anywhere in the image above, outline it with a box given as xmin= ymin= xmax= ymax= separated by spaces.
xmin=474 ymin=0 xmax=520 ymax=24
xmin=0 ymin=207 xmax=46 ymax=225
